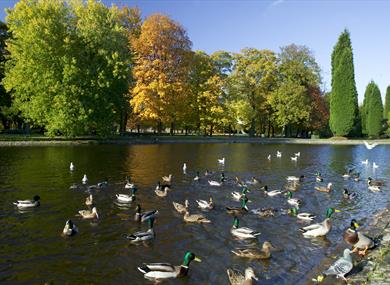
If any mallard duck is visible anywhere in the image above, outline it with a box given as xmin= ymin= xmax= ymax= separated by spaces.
xmin=368 ymin=185 xmax=381 ymax=192
xmin=208 ymin=180 xmax=222 ymax=186
xmin=116 ymin=188 xmax=137 ymax=203
xmin=125 ymin=182 xmax=135 ymax=189
xmin=367 ymin=177 xmax=384 ymax=186
xmin=251 ymin=207 xmax=277 ymax=217
xmin=218 ymin=157 xmax=225 ymax=164
xmin=97 ymin=180 xmax=108 ymax=188
xmin=82 ymin=174 xmax=88 ymax=184
xmin=85 ymin=194 xmax=93 ymax=207
xmin=134 ymin=204 xmax=159 ymax=222
xmin=230 ymin=216 xmax=260 ymax=239
xmin=287 ymin=175 xmax=304 ymax=182
xmin=69 ymin=162 xmax=75 ymax=171
xmin=246 ymin=177 xmax=261 ymax=185
xmin=204 ymin=169 xmax=210 ymax=176
xmin=264 ymin=189 xmax=282 ymax=197
xmin=353 ymin=173 xmax=360 ymax=182
xmin=126 ymin=217 xmax=155 ymax=243
xmin=288 ymin=208 xmax=316 ymax=221
xmin=342 ymin=169 xmax=353 ymax=178
xmin=343 ymin=219 xmax=374 ymax=256
xmin=138 ymin=251 xmax=201 ymax=281
xmin=315 ymin=249 xmax=353 ymax=283
xmin=162 ymin=174 xmax=172 ymax=184
xmin=231 ymin=241 xmax=275 ymax=259
xmin=286 ymin=191 xmax=301 ymax=207
xmin=315 ymin=171 xmax=323 ymax=182
xmin=285 ymin=182 xmax=299 ymax=192
xmin=155 ymin=183 xmax=170 ymax=197
xmin=226 ymin=196 xmax=249 ymax=215
xmin=78 ymin=207 xmax=99 ymax=219
xmin=300 ymin=208 xmax=340 ymax=237
xmin=373 ymin=162 xmax=379 ymax=169
xmin=231 ymin=188 xmax=249 ymax=201
xmin=62 ymin=219 xmax=78 ymax=236
xmin=193 ymin=171 xmax=200 ymax=181
xmin=196 ymin=197 xmax=214 ymax=210
xmin=13 ymin=195 xmax=40 ymax=209
xmin=183 ymin=210 xmax=211 ymax=223
xmin=343 ymin=189 xmax=357 ymax=199
xmin=173 ymin=199 xmax=189 ymax=214
xmin=235 ymin=177 xmax=247 ymax=188
xmin=227 ymin=267 xmax=258 ymax=285
xmin=315 ymin=182 xmax=332 ymax=193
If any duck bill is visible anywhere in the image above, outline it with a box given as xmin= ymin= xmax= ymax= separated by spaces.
xmin=335 ymin=209 xmax=341 ymax=213
xmin=252 ymin=276 xmax=259 ymax=281
xmin=353 ymin=222 xmax=360 ymax=228
xmin=194 ymin=257 xmax=202 ymax=262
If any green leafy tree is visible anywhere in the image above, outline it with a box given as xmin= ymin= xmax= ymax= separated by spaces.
xmin=384 ymin=85 xmax=390 ymax=120
xmin=361 ymin=82 xmax=374 ymax=136
xmin=329 ymin=29 xmax=360 ymax=137
xmin=366 ymin=81 xmax=383 ymax=137
xmin=0 ymin=20 xmax=11 ymax=130
xmin=3 ymin=0 xmax=130 ymax=136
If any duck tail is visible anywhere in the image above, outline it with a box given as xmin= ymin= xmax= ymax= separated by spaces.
xmin=299 ymin=227 xmax=306 ymax=233
xmin=137 ymin=265 xmax=151 ymax=274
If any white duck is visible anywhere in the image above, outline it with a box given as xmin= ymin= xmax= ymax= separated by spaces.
xmin=196 ymin=197 xmax=214 ymax=210
xmin=69 ymin=162 xmax=75 ymax=171
xmin=263 ymin=186 xmax=282 ymax=197
xmin=287 ymin=175 xmax=304 ymax=182
xmin=62 ymin=220 xmax=78 ymax=236
xmin=78 ymin=207 xmax=99 ymax=219
xmin=291 ymin=156 xmax=298 ymax=161
xmin=162 ymin=174 xmax=172 ymax=184
xmin=182 ymin=163 xmax=187 ymax=174
xmin=82 ymin=174 xmax=88 ymax=184
xmin=116 ymin=188 xmax=137 ymax=203
xmin=208 ymin=180 xmax=222 ymax=187
xmin=231 ymin=217 xmax=260 ymax=239
xmin=295 ymin=152 xmax=301 ymax=157
xmin=13 ymin=195 xmax=40 ymax=209
xmin=218 ymin=157 xmax=225 ymax=164
xmin=361 ymin=159 xmax=369 ymax=165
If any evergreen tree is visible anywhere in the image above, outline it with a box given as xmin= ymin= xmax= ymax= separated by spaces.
xmin=361 ymin=82 xmax=374 ymax=136
xmin=384 ymin=85 xmax=390 ymax=120
xmin=367 ymin=82 xmax=383 ymax=137
xmin=329 ymin=30 xmax=359 ymax=137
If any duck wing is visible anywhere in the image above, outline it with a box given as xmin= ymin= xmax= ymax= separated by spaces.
xmin=138 ymin=263 xmax=176 ymax=273
xmin=227 ymin=268 xmax=245 ymax=285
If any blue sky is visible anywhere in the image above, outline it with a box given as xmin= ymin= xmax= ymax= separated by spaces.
xmin=1 ymin=0 xmax=389 ymax=103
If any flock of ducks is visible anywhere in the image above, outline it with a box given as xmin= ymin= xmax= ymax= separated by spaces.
xmin=12 ymin=143 xmax=387 ymax=284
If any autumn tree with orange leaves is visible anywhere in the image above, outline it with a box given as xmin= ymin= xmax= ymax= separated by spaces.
xmin=130 ymin=14 xmax=192 ymax=135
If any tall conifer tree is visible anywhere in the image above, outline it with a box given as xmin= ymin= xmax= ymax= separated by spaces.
xmin=384 ymin=85 xmax=390 ymax=120
xmin=367 ymin=82 xmax=383 ymax=137
xmin=329 ymin=30 xmax=359 ymax=137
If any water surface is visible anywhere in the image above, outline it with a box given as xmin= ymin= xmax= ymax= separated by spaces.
xmin=0 ymin=143 xmax=389 ymax=284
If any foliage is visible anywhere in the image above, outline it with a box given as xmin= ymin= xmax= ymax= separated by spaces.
xmin=361 ymin=82 xmax=374 ymax=136
xmin=384 ymin=85 xmax=390 ymax=120
xmin=130 ymin=14 xmax=192 ymax=131
xmin=366 ymin=81 xmax=383 ymax=137
xmin=3 ymin=0 xmax=130 ymax=137
xmin=329 ymin=29 xmax=359 ymax=137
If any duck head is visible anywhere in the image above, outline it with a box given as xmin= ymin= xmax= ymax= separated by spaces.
xmin=326 ymin=207 xmax=341 ymax=218
xmin=182 ymin=251 xmax=201 ymax=267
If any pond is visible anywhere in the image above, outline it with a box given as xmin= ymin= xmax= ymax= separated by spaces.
xmin=0 ymin=143 xmax=389 ymax=284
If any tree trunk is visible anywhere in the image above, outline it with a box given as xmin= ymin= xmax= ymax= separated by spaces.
xmin=119 ymin=109 xmax=127 ymax=136
xmin=157 ymin=121 xmax=162 ymax=136
xmin=209 ymin=125 xmax=213 ymax=136
xmin=170 ymin=122 xmax=174 ymax=136
xmin=137 ymin=124 xmax=141 ymax=134
xmin=267 ymin=120 xmax=271 ymax=138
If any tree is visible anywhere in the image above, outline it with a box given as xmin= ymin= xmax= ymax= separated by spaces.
xmin=3 ymin=0 xmax=130 ymax=136
xmin=227 ymin=48 xmax=278 ymax=136
xmin=0 ymin=20 xmax=12 ymax=130
xmin=329 ymin=29 xmax=359 ymax=137
xmin=366 ymin=81 xmax=383 ymax=137
xmin=384 ymin=85 xmax=390 ymax=120
xmin=130 ymin=13 xmax=192 ymax=134
xmin=361 ymin=82 xmax=374 ymax=136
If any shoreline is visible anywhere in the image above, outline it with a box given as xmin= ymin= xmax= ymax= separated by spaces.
xmin=1 ymin=135 xmax=390 ymax=147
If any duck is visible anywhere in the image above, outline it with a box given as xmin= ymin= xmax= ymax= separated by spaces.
xmin=69 ymin=184 xmax=79 ymax=190
xmin=231 ymin=241 xmax=275 ymax=259
xmin=353 ymin=172 xmax=360 ymax=182
xmin=343 ymin=189 xmax=357 ymax=199
xmin=85 ymin=194 xmax=93 ymax=207
xmin=134 ymin=204 xmax=159 ymax=222
xmin=288 ymin=208 xmax=316 ymax=221
xmin=69 ymin=162 xmax=75 ymax=171
xmin=13 ymin=195 xmax=40 ymax=209
xmin=193 ymin=171 xmax=200 ymax=181
xmin=227 ymin=267 xmax=258 ymax=285
xmin=78 ymin=207 xmax=99 ymax=219
xmin=347 ymin=220 xmax=375 ymax=256
xmin=246 ymin=176 xmax=261 ymax=185
xmin=218 ymin=157 xmax=225 ymax=164
xmin=291 ymin=156 xmax=298 ymax=161
xmin=183 ymin=209 xmax=211 ymax=223
xmin=173 ymin=199 xmax=189 ymax=214
xmin=62 ymin=219 xmax=78 ymax=236
xmin=204 ymin=169 xmax=210 ymax=176
xmin=97 ymin=180 xmax=108 ymax=188
xmin=231 ymin=188 xmax=249 ymax=201
xmin=235 ymin=176 xmax=247 ymax=188
xmin=155 ymin=185 xmax=170 ymax=197
xmin=116 ymin=188 xmax=137 ymax=203
xmin=196 ymin=197 xmax=214 ymax=210
xmin=251 ymin=207 xmax=277 ymax=217
xmin=286 ymin=175 xmax=304 ymax=182
xmin=361 ymin=159 xmax=369 ymax=165
xmin=285 ymin=182 xmax=299 ymax=192
xmin=315 ymin=182 xmax=333 ymax=193
xmin=368 ymin=185 xmax=381 ymax=192
xmin=315 ymin=171 xmax=323 ymax=182
xmin=138 ymin=251 xmax=201 ymax=281
xmin=263 ymin=186 xmax=282 ymax=197
xmin=208 ymin=180 xmax=222 ymax=186
xmin=315 ymin=249 xmax=353 ymax=283
xmin=367 ymin=177 xmax=385 ymax=186
xmin=226 ymin=196 xmax=249 ymax=215
xmin=82 ymin=174 xmax=88 ymax=184
xmin=286 ymin=191 xmax=301 ymax=207
xmin=342 ymin=169 xmax=353 ymax=178
xmin=183 ymin=163 xmax=187 ymax=174
xmin=300 ymin=208 xmax=340 ymax=237
xmin=126 ymin=217 xmax=155 ymax=243
xmin=230 ymin=216 xmax=260 ymax=239
xmin=276 ymin=151 xmax=282 ymax=158
xmin=162 ymin=174 xmax=172 ymax=184
xmin=363 ymin=140 xmax=378 ymax=150
xmin=295 ymin=152 xmax=301 ymax=157
xmin=373 ymin=162 xmax=379 ymax=169
xmin=267 ymin=154 xmax=271 ymax=160
xmin=125 ymin=181 xmax=135 ymax=189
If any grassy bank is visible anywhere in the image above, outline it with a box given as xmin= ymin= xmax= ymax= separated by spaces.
xmin=1 ymin=133 xmax=390 ymax=146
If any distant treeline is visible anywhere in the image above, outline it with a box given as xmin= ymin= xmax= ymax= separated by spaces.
xmin=0 ymin=0 xmax=389 ymax=138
